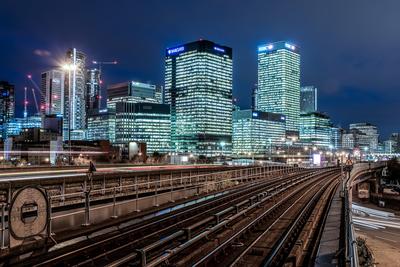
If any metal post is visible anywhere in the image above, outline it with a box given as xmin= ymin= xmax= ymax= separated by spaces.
xmin=1 ymin=203 xmax=6 ymax=249
xmin=61 ymin=179 xmax=66 ymax=205
xmin=170 ymin=173 xmax=174 ymax=202
xmin=135 ymin=177 xmax=140 ymax=212
xmin=82 ymin=191 xmax=90 ymax=226
xmin=154 ymin=176 xmax=159 ymax=207
xmin=111 ymin=187 xmax=118 ymax=219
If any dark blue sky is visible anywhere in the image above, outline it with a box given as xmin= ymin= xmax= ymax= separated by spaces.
xmin=1 ymin=0 xmax=400 ymax=139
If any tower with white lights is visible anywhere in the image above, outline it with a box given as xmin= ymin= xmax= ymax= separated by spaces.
xmin=257 ymin=41 xmax=300 ymax=137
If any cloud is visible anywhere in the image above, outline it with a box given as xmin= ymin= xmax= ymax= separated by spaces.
xmin=33 ymin=49 xmax=51 ymax=57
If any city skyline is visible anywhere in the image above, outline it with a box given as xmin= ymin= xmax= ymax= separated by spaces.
xmin=1 ymin=0 xmax=400 ymax=137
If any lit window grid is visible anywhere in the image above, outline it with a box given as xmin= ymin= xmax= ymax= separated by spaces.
xmin=232 ymin=118 xmax=285 ymax=155
xmin=114 ymin=112 xmax=171 ymax=154
xmin=257 ymin=49 xmax=300 ymax=132
xmin=166 ymin=50 xmax=232 ymax=156
xmin=299 ymin=114 xmax=332 ymax=148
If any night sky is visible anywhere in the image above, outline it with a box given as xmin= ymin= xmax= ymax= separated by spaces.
xmin=1 ymin=0 xmax=399 ymax=139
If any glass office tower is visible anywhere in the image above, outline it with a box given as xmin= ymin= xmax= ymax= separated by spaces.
xmin=114 ymin=102 xmax=170 ymax=154
xmin=232 ymin=110 xmax=286 ymax=156
xmin=41 ymin=69 xmax=65 ymax=116
xmin=86 ymin=68 xmax=101 ymax=113
xmin=64 ymin=48 xmax=86 ymax=141
xmin=165 ymin=40 xmax=233 ymax=156
xmin=300 ymin=86 xmax=317 ymax=113
xmin=299 ymin=112 xmax=333 ymax=148
xmin=0 ymin=81 xmax=15 ymax=140
xmin=257 ymin=41 xmax=300 ymax=137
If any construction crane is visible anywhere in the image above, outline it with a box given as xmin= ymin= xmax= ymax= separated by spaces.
xmin=91 ymin=60 xmax=118 ymax=103
xmin=27 ymin=74 xmax=44 ymax=113
xmin=23 ymin=87 xmax=28 ymax=118
xmin=31 ymin=88 xmax=40 ymax=114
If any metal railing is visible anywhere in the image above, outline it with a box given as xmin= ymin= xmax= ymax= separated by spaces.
xmin=0 ymin=164 xmax=304 ymax=250
xmin=344 ymin=162 xmax=384 ymax=267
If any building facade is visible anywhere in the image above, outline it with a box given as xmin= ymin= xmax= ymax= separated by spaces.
xmin=64 ymin=48 xmax=87 ymax=140
xmin=257 ymin=41 xmax=300 ymax=136
xmin=299 ymin=112 xmax=333 ymax=148
xmin=4 ymin=116 xmax=42 ymax=138
xmin=0 ymin=81 xmax=15 ymax=139
xmin=349 ymin=123 xmax=379 ymax=152
xmin=40 ymin=69 xmax=65 ymax=116
xmin=300 ymin=86 xmax=317 ymax=113
xmin=114 ymin=102 xmax=170 ymax=154
xmin=165 ymin=39 xmax=233 ymax=156
xmin=86 ymin=68 xmax=101 ymax=113
xmin=232 ymin=109 xmax=286 ymax=156
xmin=87 ymin=110 xmax=115 ymax=142
xmin=107 ymin=81 xmax=162 ymax=112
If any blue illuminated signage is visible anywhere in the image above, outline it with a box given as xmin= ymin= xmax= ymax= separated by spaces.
xmin=284 ymin=43 xmax=296 ymax=50
xmin=252 ymin=112 xmax=259 ymax=117
xmin=167 ymin=46 xmax=185 ymax=55
xmin=281 ymin=116 xmax=286 ymax=121
xmin=258 ymin=44 xmax=274 ymax=52
xmin=214 ymin=46 xmax=225 ymax=53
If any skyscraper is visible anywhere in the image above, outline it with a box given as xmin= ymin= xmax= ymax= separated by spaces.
xmin=257 ymin=41 xmax=300 ymax=136
xmin=63 ymin=48 xmax=86 ymax=140
xmin=86 ymin=68 xmax=101 ymax=113
xmin=165 ymin=39 xmax=233 ymax=156
xmin=300 ymin=86 xmax=317 ymax=113
xmin=40 ymin=69 xmax=65 ymax=116
xmin=0 ymin=81 xmax=15 ymax=139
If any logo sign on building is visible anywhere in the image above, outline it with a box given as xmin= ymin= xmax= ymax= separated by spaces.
xmin=214 ymin=46 xmax=225 ymax=53
xmin=167 ymin=46 xmax=185 ymax=55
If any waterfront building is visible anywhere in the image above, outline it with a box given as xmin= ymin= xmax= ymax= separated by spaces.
xmin=165 ymin=39 xmax=233 ymax=156
xmin=257 ymin=41 xmax=300 ymax=136
xmin=232 ymin=109 xmax=286 ymax=156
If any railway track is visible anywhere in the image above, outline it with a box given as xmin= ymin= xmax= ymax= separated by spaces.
xmin=8 ymin=168 xmax=317 ymax=266
xmin=170 ymin=172 xmax=339 ymax=266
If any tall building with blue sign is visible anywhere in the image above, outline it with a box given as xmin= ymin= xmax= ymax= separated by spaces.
xmin=165 ymin=40 xmax=233 ymax=156
xmin=232 ymin=109 xmax=286 ymax=156
xmin=257 ymin=41 xmax=300 ymax=137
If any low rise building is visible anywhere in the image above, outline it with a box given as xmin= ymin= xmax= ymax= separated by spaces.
xmin=232 ymin=109 xmax=286 ymax=156
xmin=114 ymin=102 xmax=170 ymax=154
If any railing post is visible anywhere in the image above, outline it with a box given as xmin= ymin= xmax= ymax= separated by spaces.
xmin=135 ymin=176 xmax=140 ymax=212
xmin=111 ymin=187 xmax=118 ymax=219
xmin=154 ymin=176 xmax=159 ymax=207
xmin=1 ymin=203 xmax=6 ymax=249
xmin=170 ymin=173 xmax=174 ymax=202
